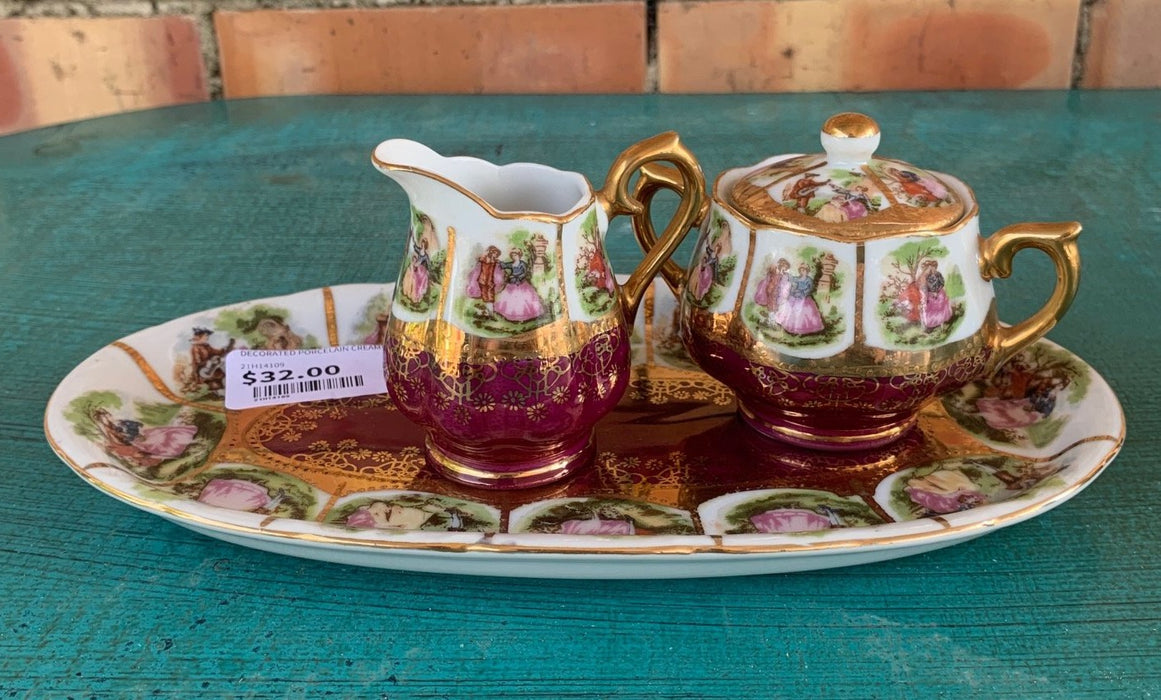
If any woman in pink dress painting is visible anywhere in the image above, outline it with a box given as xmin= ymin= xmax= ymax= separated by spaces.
xmin=402 ymin=238 xmax=432 ymax=305
xmin=93 ymin=408 xmax=197 ymax=469
xmin=837 ymin=185 xmax=873 ymax=220
xmin=401 ymin=214 xmax=436 ymax=305
xmin=772 ymin=263 xmax=825 ymax=335
xmin=918 ymin=259 xmax=953 ymax=330
xmin=692 ymin=240 xmax=720 ymax=301
xmin=693 ymin=218 xmax=731 ymax=301
xmin=494 ymin=249 xmax=544 ymax=322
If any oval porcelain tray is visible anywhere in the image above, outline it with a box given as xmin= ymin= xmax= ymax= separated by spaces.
xmin=45 ymin=282 xmax=1124 ymax=579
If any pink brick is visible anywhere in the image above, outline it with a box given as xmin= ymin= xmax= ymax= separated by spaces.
xmin=0 ymin=17 xmax=208 ymax=134
xmin=215 ymin=4 xmax=647 ymax=98
xmin=1082 ymin=0 xmax=1161 ymax=88
xmin=658 ymin=0 xmax=1080 ymax=92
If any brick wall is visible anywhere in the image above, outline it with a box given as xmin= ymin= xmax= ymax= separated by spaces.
xmin=1 ymin=0 xmax=1158 ymax=134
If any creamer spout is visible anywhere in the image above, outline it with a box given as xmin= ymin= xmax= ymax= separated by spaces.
xmin=372 ymin=139 xmax=592 ymax=219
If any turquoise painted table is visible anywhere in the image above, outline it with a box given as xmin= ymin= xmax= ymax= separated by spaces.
xmin=1 ymin=93 xmax=1156 ymax=696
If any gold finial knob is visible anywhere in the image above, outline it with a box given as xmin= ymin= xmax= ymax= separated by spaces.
xmin=822 ymin=113 xmax=880 ymax=139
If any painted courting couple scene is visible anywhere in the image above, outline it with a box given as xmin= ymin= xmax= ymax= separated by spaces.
xmin=744 ymin=246 xmax=845 ymax=348
xmin=332 ymin=492 xmax=500 ymax=533
xmin=878 ymin=240 xmax=965 ymax=346
xmin=942 ymin=343 xmax=1090 ymax=448
xmin=779 ymin=169 xmax=885 ymax=222
xmin=777 ymin=163 xmax=952 ymax=222
xmin=173 ymin=304 xmax=318 ymax=399
xmin=889 ymin=455 xmax=1067 ymax=519
xmin=512 ymin=497 xmax=697 ymax=536
xmin=170 ymin=467 xmax=320 ymax=519
xmin=715 ymin=489 xmax=884 ymax=535
xmin=460 ymin=228 xmax=560 ymax=334
xmin=64 ymin=390 xmax=225 ymax=481
xmin=871 ymin=163 xmax=955 ymax=208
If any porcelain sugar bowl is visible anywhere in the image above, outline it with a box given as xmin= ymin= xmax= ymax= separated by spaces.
xmin=661 ymin=112 xmax=1081 ymax=450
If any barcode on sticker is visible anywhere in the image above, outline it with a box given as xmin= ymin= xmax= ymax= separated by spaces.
xmin=224 ymin=345 xmax=388 ymax=410
xmin=251 ymin=375 xmax=365 ymax=401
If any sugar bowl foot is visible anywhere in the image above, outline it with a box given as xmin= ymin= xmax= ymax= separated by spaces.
xmin=737 ymin=401 xmax=919 ymax=452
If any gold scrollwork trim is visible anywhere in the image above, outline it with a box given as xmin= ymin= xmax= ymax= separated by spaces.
xmin=629 ymin=364 xmax=736 ymax=406
xmin=730 ymin=180 xmax=964 ymax=236
xmin=388 ymin=313 xmax=623 ymax=366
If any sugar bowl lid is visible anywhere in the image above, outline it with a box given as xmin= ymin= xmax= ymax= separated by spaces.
xmin=728 ymin=113 xmax=966 ymax=238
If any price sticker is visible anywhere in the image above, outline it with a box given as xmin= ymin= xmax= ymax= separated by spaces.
xmin=224 ymin=345 xmax=388 ymax=410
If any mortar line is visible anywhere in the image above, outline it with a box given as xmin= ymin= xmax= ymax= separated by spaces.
xmin=1070 ymin=0 xmax=1099 ymax=89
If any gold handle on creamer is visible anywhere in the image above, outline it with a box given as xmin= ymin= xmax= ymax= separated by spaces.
xmin=597 ymin=132 xmax=707 ymax=322
xmin=979 ymin=221 xmax=1082 ymax=372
